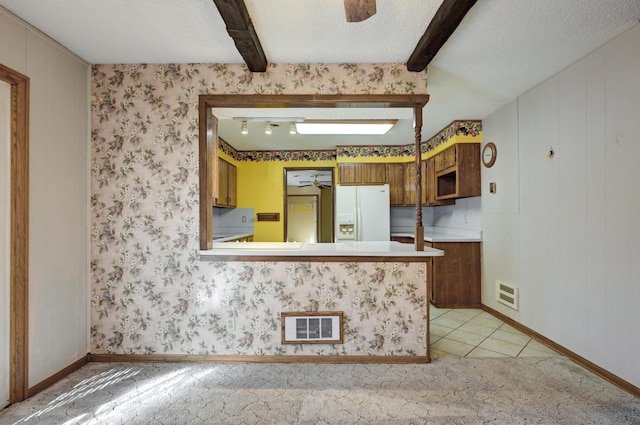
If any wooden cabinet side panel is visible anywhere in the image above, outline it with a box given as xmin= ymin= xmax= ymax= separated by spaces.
xmin=425 ymin=242 xmax=435 ymax=303
xmin=457 ymin=143 xmax=481 ymax=198
xmin=217 ymin=157 xmax=229 ymax=206
xmin=228 ymin=162 xmax=237 ymax=207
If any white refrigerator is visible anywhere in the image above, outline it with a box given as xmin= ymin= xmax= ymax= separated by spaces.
xmin=335 ymin=184 xmax=390 ymax=241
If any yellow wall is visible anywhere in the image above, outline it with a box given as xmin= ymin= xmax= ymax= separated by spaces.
xmin=220 ymin=151 xmax=337 ymax=242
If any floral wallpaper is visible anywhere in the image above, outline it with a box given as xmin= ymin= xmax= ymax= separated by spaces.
xmin=92 ymin=261 xmax=428 ymax=356
xmin=90 ymin=63 xmax=430 ymax=356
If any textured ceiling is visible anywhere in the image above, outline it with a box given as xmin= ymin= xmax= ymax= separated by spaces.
xmin=1 ymin=0 xmax=639 ymax=148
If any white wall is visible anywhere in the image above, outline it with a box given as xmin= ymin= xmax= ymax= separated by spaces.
xmin=482 ymin=23 xmax=640 ymax=388
xmin=433 ymin=197 xmax=481 ymax=231
xmin=0 ymin=9 xmax=90 ymax=388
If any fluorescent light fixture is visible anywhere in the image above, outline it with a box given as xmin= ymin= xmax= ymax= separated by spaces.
xmin=296 ymin=120 xmax=397 ymax=135
xmin=233 ymin=117 xmax=305 ymax=123
xmin=241 ymin=121 xmax=248 ymax=135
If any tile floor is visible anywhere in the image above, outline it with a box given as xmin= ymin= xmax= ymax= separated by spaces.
xmin=429 ymin=305 xmax=562 ymax=360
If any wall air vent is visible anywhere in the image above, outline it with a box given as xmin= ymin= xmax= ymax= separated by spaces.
xmin=496 ymin=280 xmax=519 ymax=310
xmin=281 ymin=311 xmax=344 ymax=344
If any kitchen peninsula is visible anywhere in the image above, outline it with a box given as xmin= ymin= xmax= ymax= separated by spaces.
xmin=200 ymin=241 xmax=442 ymax=362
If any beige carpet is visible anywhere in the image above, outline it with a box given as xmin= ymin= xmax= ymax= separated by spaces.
xmin=1 ymin=357 xmax=638 ymax=424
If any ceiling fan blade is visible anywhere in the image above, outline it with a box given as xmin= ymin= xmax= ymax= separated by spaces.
xmin=344 ymin=0 xmax=376 ymax=22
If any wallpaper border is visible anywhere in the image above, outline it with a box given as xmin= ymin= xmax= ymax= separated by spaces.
xmin=220 ymin=120 xmax=482 ymax=161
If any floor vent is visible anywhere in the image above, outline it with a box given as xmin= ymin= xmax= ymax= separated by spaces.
xmin=496 ymin=280 xmax=518 ymax=310
xmin=281 ymin=312 xmax=343 ymax=344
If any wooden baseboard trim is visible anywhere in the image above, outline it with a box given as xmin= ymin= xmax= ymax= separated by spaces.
xmin=89 ymin=354 xmax=430 ymax=364
xmin=482 ymin=304 xmax=640 ymax=398
xmin=27 ymin=354 xmax=90 ymax=398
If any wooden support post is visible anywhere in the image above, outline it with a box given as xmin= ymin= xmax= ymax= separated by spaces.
xmin=414 ymin=105 xmax=424 ymax=251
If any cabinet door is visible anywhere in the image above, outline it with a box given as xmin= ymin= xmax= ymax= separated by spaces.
xmin=217 ymin=157 xmax=229 ymax=206
xmin=425 ymin=158 xmax=437 ymax=206
xmin=403 ymin=162 xmax=417 ymax=205
xmin=442 ymin=145 xmax=457 ymax=169
xmin=455 ymin=143 xmax=481 ymax=198
xmin=227 ymin=162 xmax=237 ymax=207
xmin=430 ymin=242 xmax=481 ymax=308
xmin=339 ymin=163 xmax=387 ymax=185
xmin=387 ymin=163 xmax=405 ymax=205
xmin=434 ymin=145 xmax=457 ymax=172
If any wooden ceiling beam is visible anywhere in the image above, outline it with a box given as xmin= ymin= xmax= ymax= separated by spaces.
xmin=407 ymin=0 xmax=478 ymax=72
xmin=212 ymin=0 xmax=267 ymax=72
xmin=344 ymin=0 xmax=377 ymax=23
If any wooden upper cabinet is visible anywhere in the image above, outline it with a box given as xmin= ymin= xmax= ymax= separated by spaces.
xmin=435 ymin=145 xmax=457 ymax=172
xmin=216 ymin=157 xmax=237 ymax=208
xmin=217 ymin=157 xmax=229 ymax=205
xmin=403 ymin=162 xmax=417 ymax=206
xmin=387 ymin=163 xmax=405 ymax=205
xmin=338 ymin=163 xmax=387 ymax=185
xmin=434 ymin=143 xmax=481 ymax=200
xmin=385 ymin=162 xmax=421 ymax=206
xmin=227 ymin=161 xmax=237 ymax=207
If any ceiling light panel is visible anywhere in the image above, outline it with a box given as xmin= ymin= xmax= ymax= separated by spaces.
xmin=296 ymin=120 xmax=397 ymax=135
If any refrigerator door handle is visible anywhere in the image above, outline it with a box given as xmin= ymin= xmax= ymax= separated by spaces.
xmin=356 ymin=206 xmax=362 ymax=241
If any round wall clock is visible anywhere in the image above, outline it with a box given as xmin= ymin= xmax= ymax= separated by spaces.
xmin=482 ymin=142 xmax=497 ymax=168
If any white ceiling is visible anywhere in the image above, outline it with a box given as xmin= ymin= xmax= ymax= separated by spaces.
xmin=1 ymin=0 xmax=639 ymax=150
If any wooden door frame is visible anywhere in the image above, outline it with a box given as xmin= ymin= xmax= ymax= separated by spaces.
xmin=0 ymin=63 xmax=29 ymax=403
xmin=200 ymin=94 xmax=429 ymax=250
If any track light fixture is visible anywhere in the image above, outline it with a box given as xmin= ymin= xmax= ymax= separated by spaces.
xmin=264 ymin=123 xmax=272 ymax=135
xmin=289 ymin=122 xmax=297 ymax=135
xmin=241 ymin=120 xmax=248 ymax=135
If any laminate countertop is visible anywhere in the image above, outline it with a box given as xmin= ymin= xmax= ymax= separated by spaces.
xmin=392 ymin=226 xmax=482 ymax=243
xmin=212 ymin=233 xmax=254 ymax=242
xmin=200 ymin=241 xmax=443 ymax=260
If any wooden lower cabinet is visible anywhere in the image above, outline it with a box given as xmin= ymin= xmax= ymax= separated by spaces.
xmin=426 ymin=241 xmax=481 ymax=308
xmin=228 ymin=235 xmax=253 ymax=242
xmin=390 ymin=236 xmax=414 ymax=244
xmin=393 ymin=236 xmax=481 ymax=308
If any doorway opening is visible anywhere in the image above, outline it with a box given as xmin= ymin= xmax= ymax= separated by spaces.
xmin=284 ymin=167 xmax=334 ymax=243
